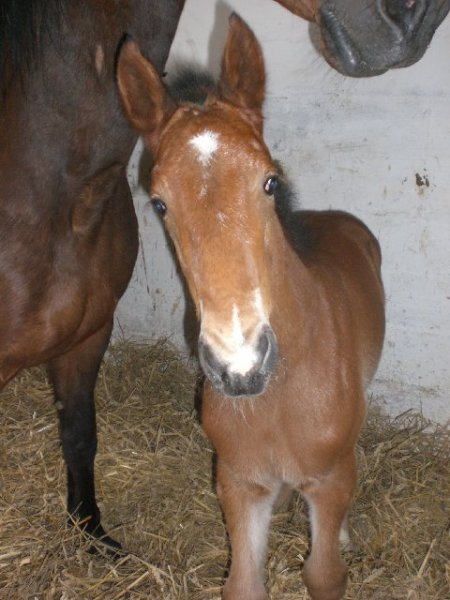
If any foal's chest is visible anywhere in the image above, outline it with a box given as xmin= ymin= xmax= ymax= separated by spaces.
xmin=202 ymin=375 xmax=363 ymax=489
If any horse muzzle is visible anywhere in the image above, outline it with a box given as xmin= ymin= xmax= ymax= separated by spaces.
xmin=198 ymin=326 xmax=278 ymax=397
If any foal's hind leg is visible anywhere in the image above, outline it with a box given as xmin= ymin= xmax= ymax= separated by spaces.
xmin=217 ymin=459 xmax=278 ymax=600
xmin=47 ymin=321 xmax=119 ymax=550
xmin=301 ymin=453 xmax=357 ymax=600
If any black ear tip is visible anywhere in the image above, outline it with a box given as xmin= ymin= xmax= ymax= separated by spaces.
xmin=118 ymin=34 xmax=141 ymax=59
xmin=115 ymin=34 xmax=135 ymax=75
xmin=228 ymin=12 xmax=255 ymax=38
xmin=229 ymin=12 xmax=243 ymax=26
xmin=119 ymin=33 xmax=135 ymax=49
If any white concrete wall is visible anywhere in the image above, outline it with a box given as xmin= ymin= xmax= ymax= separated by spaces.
xmin=115 ymin=0 xmax=450 ymax=424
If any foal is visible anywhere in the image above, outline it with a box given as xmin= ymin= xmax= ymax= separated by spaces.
xmin=117 ymin=14 xmax=385 ymax=600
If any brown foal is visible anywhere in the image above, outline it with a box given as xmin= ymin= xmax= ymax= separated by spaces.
xmin=117 ymin=14 xmax=385 ymax=600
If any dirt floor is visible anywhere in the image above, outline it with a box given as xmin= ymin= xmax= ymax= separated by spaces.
xmin=0 ymin=341 xmax=449 ymax=599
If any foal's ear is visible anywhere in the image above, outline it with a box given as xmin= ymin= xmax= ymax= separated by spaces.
xmin=116 ymin=38 xmax=175 ymax=152
xmin=219 ymin=14 xmax=265 ymax=130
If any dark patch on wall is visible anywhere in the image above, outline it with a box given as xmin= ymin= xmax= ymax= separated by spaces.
xmin=415 ymin=172 xmax=430 ymax=188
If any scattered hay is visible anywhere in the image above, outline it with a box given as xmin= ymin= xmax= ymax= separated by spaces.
xmin=0 ymin=341 xmax=448 ymax=599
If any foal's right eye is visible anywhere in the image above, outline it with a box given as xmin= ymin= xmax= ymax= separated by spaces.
xmin=151 ymin=197 xmax=167 ymax=216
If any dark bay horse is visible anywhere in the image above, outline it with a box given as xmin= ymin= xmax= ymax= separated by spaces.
xmin=0 ymin=0 xmax=184 ymax=549
xmin=274 ymin=0 xmax=450 ymax=76
xmin=117 ymin=13 xmax=385 ymax=600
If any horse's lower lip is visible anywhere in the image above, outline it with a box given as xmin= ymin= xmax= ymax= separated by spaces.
xmin=214 ymin=369 xmax=271 ymax=398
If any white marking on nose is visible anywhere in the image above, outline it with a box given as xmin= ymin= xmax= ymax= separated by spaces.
xmin=229 ymin=344 xmax=259 ymax=376
xmin=253 ymin=288 xmax=268 ymax=322
xmin=231 ymin=304 xmax=244 ymax=346
xmin=189 ymin=130 xmax=219 ymax=165
xmin=201 ymin=292 xmax=270 ymax=378
xmin=228 ymin=304 xmax=258 ymax=375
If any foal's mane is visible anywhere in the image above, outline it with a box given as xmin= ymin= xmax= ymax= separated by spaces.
xmin=0 ymin=0 xmax=65 ymax=94
xmin=273 ymin=170 xmax=315 ymax=257
xmin=168 ymin=66 xmax=218 ymax=105
xmin=168 ymin=67 xmax=314 ymax=257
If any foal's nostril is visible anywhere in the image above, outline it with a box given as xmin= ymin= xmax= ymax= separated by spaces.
xmin=198 ymin=339 xmax=224 ymax=387
xmin=257 ymin=327 xmax=278 ymax=374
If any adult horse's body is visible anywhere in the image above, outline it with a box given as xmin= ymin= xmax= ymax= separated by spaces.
xmin=274 ymin=0 xmax=450 ymax=76
xmin=117 ymin=13 xmax=385 ymax=600
xmin=0 ymin=0 xmax=184 ymax=547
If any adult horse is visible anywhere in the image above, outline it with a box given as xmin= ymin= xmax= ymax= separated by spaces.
xmin=274 ymin=0 xmax=450 ymax=76
xmin=117 ymin=13 xmax=385 ymax=599
xmin=0 ymin=0 xmax=184 ymax=549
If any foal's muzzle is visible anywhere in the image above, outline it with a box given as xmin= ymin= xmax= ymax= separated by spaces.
xmin=198 ymin=326 xmax=278 ymax=397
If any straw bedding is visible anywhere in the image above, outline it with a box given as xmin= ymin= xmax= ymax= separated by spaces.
xmin=0 ymin=341 xmax=448 ymax=599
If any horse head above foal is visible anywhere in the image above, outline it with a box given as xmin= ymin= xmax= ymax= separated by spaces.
xmin=118 ymin=14 xmax=385 ymax=600
xmin=274 ymin=0 xmax=450 ymax=76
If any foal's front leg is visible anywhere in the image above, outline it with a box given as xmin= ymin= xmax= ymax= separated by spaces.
xmin=47 ymin=321 xmax=120 ymax=551
xmin=302 ymin=453 xmax=357 ymax=600
xmin=217 ymin=459 xmax=278 ymax=600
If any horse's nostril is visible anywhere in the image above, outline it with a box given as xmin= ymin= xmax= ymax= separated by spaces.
xmin=383 ymin=0 xmax=426 ymax=35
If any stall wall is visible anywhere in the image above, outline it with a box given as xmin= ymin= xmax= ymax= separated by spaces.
xmin=116 ymin=0 xmax=450 ymax=424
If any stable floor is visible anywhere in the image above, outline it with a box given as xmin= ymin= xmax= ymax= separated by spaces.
xmin=0 ymin=342 xmax=448 ymax=599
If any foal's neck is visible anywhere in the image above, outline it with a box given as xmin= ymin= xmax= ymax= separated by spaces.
xmin=268 ymin=215 xmax=316 ymax=346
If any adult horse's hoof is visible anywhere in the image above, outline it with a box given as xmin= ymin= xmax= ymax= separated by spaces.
xmin=86 ymin=526 xmax=125 ymax=558
xmin=68 ymin=515 xmax=125 ymax=558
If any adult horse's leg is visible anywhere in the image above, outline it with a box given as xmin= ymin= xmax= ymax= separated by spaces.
xmin=47 ymin=321 xmax=119 ymax=550
xmin=217 ymin=459 xmax=278 ymax=600
xmin=302 ymin=453 xmax=357 ymax=600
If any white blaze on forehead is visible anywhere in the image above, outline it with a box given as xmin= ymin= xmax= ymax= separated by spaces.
xmin=189 ymin=130 xmax=219 ymax=165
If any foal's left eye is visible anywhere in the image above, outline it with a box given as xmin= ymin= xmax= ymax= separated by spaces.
xmin=263 ymin=175 xmax=278 ymax=196
xmin=151 ymin=197 xmax=167 ymax=216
